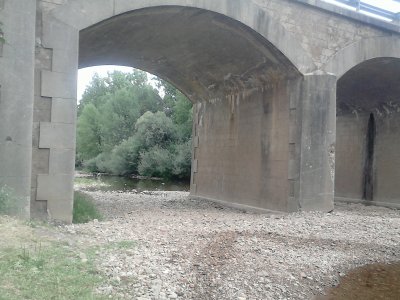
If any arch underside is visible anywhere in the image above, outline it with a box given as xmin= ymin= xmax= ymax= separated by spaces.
xmin=78 ymin=6 xmax=308 ymax=213
xmin=335 ymin=58 xmax=400 ymax=206
xmin=79 ymin=6 xmax=300 ymax=102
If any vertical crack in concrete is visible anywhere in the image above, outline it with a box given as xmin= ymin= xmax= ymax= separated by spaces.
xmin=363 ymin=113 xmax=376 ymax=201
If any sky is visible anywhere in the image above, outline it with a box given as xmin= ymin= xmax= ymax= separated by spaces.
xmin=77 ymin=0 xmax=400 ymax=101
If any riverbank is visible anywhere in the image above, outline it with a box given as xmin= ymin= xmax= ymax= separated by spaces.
xmin=70 ymin=189 xmax=399 ymax=299
xmin=1 ymin=189 xmax=399 ymax=299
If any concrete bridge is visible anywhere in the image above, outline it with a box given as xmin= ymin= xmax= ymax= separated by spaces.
xmin=1 ymin=0 xmax=400 ymax=223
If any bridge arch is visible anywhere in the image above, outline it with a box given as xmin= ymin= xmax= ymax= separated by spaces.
xmin=32 ymin=0 xmax=339 ymax=222
xmin=327 ymin=37 xmax=400 ymax=208
xmin=46 ymin=0 xmax=315 ymax=75
xmin=323 ymin=36 xmax=400 ymax=79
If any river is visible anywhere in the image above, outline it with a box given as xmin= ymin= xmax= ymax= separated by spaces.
xmin=74 ymin=173 xmax=190 ymax=193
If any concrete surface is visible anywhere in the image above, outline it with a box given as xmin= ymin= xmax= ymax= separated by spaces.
xmin=0 ymin=0 xmax=36 ymax=218
xmin=335 ymin=58 xmax=400 ymax=206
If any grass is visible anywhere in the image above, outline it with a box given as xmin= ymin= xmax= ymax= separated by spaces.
xmin=0 ymin=244 xmax=107 ymax=300
xmin=0 ymin=212 xmax=138 ymax=299
xmin=73 ymin=191 xmax=103 ymax=224
xmin=74 ymin=177 xmax=110 ymax=188
xmin=74 ymin=177 xmax=98 ymax=186
xmin=0 ymin=217 xmax=108 ymax=300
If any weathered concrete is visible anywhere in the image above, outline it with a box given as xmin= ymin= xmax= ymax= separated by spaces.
xmin=0 ymin=0 xmax=36 ymax=217
xmin=335 ymin=58 xmax=400 ymax=207
xmin=1 ymin=0 xmax=400 ymax=222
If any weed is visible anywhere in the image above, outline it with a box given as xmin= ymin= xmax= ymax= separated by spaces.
xmin=73 ymin=191 xmax=103 ymax=224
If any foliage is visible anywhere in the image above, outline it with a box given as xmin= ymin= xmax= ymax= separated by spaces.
xmin=77 ymin=103 xmax=102 ymax=162
xmin=171 ymin=140 xmax=192 ymax=179
xmin=0 ymin=185 xmax=25 ymax=216
xmin=73 ymin=191 xmax=102 ymax=224
xmin=135 ymin=111 xmax=176 ymax=149
xmin=78 ymin=70 xmax=148 ymax=116
xmin=77 ymin=70 xmax=193 ymax=179
xmin=105 ymin=137 xmax=142 ymax=175
xmin=138 ymin=146 xmax=173 ymax=178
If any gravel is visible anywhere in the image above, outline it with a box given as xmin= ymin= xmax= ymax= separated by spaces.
xmin=62 ymin=190 xmax=400 ymax=299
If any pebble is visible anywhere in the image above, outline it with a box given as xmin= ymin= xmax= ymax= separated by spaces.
xmin=66 ymin=188 xmax=400 ymax=300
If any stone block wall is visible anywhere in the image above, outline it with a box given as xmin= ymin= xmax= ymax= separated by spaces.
xmin=30 ymin=0 xmax=78 ymax=222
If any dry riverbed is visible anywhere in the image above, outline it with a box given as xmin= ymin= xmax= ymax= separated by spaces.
xmin=65 ymin=189 xmax=399 ymax=299
xmin=2 ymin=189 xmax=399 ymax=299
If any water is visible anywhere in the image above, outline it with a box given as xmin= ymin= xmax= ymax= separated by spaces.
xmin=316 ymin=263 xmax=400 ymax=299
xmin=75 ymin=174 xmax=190 ymax=193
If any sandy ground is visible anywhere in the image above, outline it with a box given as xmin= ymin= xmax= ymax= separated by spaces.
xmin=56 ymin=189 xmax=400 ymax=300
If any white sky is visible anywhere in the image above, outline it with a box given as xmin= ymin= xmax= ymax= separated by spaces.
xmin=78 ymin=65 xmax=134 ymax=101
xmin=77 ymin=65 xmax=160 ymax=101
xmin=77 ymin=0 xmax=400 ymax=101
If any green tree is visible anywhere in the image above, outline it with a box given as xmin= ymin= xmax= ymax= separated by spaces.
xmin=172 ymin=94 xmax=193 ymax=141
xmin=78 ymin=73 xmax=108 ymax=116
xmin=78 ymin=70 xmax=149 ymax=116
xmin=135 ymin=111 xmax=176 ymax=149
xmin=155 ymin=78 xmax=193 ymax=141
xmin=76 ymin=103 xmax=102 ymax=161
xmin=77 ymin=70 xmax=194 ymax=179
xmin=99 ymin=88 xmax=140 ymax=152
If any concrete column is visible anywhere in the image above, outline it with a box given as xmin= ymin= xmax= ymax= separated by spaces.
xmin=0 ymin=0 xmax=36 ymax=218
xmin=31 ymin=2 xmax=78 ymax=223
xmin=297 ymin=74 xmax=336 ymax=211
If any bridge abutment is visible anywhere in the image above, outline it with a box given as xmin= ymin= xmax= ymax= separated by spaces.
xmin=190 ymin=74 xmax=336 ymax=213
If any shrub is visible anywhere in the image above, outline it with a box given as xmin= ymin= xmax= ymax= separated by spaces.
xmin=135 ymin=111 xmax=176 ymax=149
xmin=172 ymin=140 xmax=192 ymax=179
xmin=106 ymin=137 xmax=142 ymax=175
xmin=72 ymin=191 xmax=102 ymax=223
xmin=82 ymin=152 xmax=111 ymax=174
xmin=138 ymin=146 xmax=173 ymax=178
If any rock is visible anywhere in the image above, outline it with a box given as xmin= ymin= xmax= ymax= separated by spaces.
xmin=79 ymin=252 xmax=88 ymax=263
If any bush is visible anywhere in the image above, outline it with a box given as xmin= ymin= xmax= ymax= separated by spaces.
xmin=135 ymin=111 xmax=176 ymax=149
xmin=172 ymin=140 xmax=192 ymax=179
xmin=138 ymin=146 xmax=173 ymax=178
xmin=82 ymin=152 xmax=111 ymax=174
xmin=72 ymin=191 xmax=102 ymax=224
xmin=106 ymin=137 xmax=142 ymax=175
xmin=0 ymin=185 xmax=25 ymax=216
